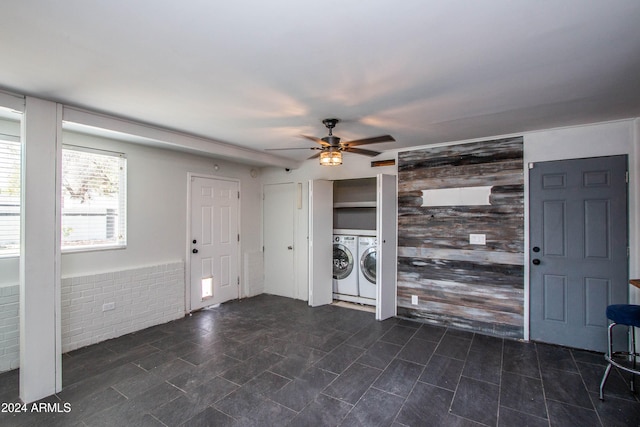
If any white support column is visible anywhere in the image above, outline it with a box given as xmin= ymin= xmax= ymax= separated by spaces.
xmin=19 ymin=97 xmax=62 ymax=403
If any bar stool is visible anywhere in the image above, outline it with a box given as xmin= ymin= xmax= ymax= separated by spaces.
xmin=599 ymin=304 xmax=640 ymax=400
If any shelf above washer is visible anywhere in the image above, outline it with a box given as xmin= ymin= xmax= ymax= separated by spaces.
xmin=333 ymin=228 xmax=376 ymax=236
xmin=333 ymin=201 xmax=377 ymax=208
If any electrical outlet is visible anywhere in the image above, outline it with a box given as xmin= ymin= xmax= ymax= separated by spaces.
xmin=469 ymin=233 xmax=486 ymax=245
xmin=102 ymin=302 xmax=115 ymax=311
xmin=411 ymin=295 xmax=418 ymax=305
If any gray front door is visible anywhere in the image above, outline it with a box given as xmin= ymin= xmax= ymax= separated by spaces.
xmin=529 ymin=155 xmax=628 ymax=352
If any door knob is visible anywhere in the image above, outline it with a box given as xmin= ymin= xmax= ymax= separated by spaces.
xmin=193 ymin=239 xmax=197 ymax=244
xmin=192 ymin=249 xmax=198 ymax=254
xmin=532 ymin=246 xmax=540 ymax=253
xmin=532 ymin=259 xmax=540 ymax=265
xmin=287 ymin=246 xmax=293 ymax=250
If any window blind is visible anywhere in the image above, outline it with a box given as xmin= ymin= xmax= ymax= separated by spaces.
xmin=0 ymin=138 xmax=21 ymax=257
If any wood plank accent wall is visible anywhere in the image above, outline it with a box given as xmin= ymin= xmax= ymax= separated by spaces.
xmin=397 ymin=137 xmax=524 ymax=338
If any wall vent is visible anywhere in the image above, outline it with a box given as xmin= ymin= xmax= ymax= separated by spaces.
xmin=371 ymin=159 xmax=395 ymax=167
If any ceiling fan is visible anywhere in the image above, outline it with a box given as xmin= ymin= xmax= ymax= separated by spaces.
xmin=267 ymin=118 xmax=395 ymax=165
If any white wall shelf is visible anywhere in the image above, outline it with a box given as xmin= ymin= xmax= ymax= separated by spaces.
xmin=333 ymin=228 xmax=376 ymax=236
xmin=333 ymin=201 xmax=377 ymax=208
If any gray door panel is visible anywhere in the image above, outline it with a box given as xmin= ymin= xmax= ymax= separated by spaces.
xmin=530 ymin=155 xmax=628 ymax=352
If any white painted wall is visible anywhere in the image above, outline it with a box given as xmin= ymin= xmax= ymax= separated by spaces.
xmin=0 ymin=260 xmax=18 ymax=287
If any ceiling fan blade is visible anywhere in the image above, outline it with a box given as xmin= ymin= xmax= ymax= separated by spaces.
xmin=343 ymin=135 xmax=395 ymax=147
xmin=307 ymin=152 xmax=322 ymax=160
xmin=301 ymin=134 xmax=331 ymax=146
xmin=344 ymin=147 xmax=381 ymax=157
xmin=265 ymin=147 xmax=318 ymax=151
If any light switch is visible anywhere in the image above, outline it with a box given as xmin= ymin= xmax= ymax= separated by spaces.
xmin=469 ymin=234 xmax=486 ymax=245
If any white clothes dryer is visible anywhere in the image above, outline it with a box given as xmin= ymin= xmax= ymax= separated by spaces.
xmin=333 ymin=235 xmax=358 ymax=297
xmin=358 ymin=236 xmax=377 ymax=301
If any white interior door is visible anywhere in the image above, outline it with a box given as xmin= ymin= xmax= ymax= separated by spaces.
xmin=377 ymin=174 xmax=397 ymax=320
xmin=309 ymin=179 xmax=333 ymax=307
xmin=189 ymin=176 xmax=239 ymax=311
xmin=263 ymin=183 xmax=295 ymax=298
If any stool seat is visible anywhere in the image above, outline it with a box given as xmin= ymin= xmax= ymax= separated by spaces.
xmin=606 ymin=304 xmax=640 ymax=328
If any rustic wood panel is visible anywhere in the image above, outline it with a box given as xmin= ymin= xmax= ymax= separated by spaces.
xmin=398 ymin=246 xmax=523 ymax=266
xmin=397 ymin=136 xmax=524 ymax=338
xmin=397 ymin=258 xmax=523 ymax=289
xmin=398 ymin=204 xmax=524 ymax=252
xmin=396 ymin=283 xmax=524 ymax=320
xmin=398 ymin=137 xmax=523 ymax=169
xmin=399 ymin=171 xmax=523 ymax=193
xmin=399 ymin=162 xmax=524 ymax=191
xmin=397 ymin=304 xmax=523 ymax=338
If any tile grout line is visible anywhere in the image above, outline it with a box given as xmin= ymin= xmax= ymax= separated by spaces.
xmin=495 ymin=336 xmax=505 ymax=427
xmin=447 ymin=327 xmax=474 ymax=419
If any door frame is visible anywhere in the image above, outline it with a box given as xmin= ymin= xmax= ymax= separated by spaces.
xmin=185 ymin=172 xmax=241 ymax=313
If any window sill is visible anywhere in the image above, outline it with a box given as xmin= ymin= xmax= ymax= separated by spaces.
xmin=61 ymin=244 xmax=127 ymax=254
xmin=0 ymin=244 xmax=127 ymax=258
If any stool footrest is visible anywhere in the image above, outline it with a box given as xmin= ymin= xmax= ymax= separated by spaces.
xmin=600 ymin=316 xmax=639 ymax=400
xmin=605 ymin=353 xmax=640 ymax=376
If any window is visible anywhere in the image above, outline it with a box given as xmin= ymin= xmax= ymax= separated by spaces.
xmin=61 ymin=145 xmax=127 ymax=251
xmin=0 ymin=115 xmax=128 ymax=256
xmin=0 ymin=136 xmax=20 ymax=257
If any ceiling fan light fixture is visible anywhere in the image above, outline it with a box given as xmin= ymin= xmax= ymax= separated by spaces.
xmin=273 ymin=118 xmax=393 ymax=163
xmin=319 ymin=149 xmax=342 ymax=166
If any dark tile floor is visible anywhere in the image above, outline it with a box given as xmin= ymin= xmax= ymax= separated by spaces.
xmin=1 ymin=294 xmax=640 ymax=426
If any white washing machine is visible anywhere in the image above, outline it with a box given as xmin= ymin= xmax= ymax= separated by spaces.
xmin=333 ymin=235 xmax=358 ymax=297
xmin=358 ymin=236 xmax=377 ymax=301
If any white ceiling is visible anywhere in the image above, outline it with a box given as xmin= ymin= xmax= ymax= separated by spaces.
xmin=1 ymin=0 xmax=639 ymax=167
